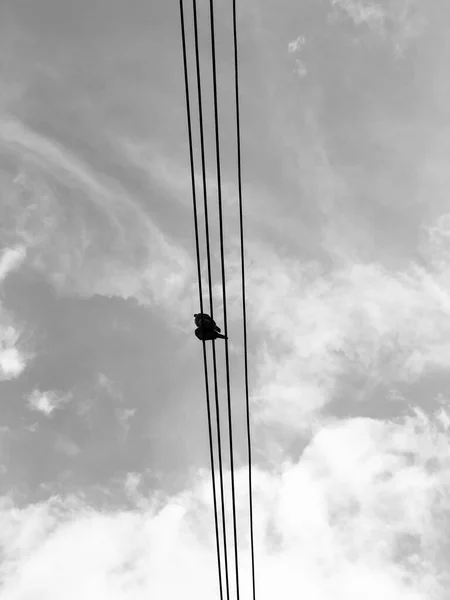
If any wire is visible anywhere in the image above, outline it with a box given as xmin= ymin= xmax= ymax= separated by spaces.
xmin=181 ymin=3 xmax=252 ymax=600
xmin=207 ymin=1 xmax=241 ymax=599
xmin=191 ymin=1 xmax=232 ymax=599
xmin=178 ymin=2 xmax=224 ymax=599
xmin=232 ymin=1 xmax=256 ymax=598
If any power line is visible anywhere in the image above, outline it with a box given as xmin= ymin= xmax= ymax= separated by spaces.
xmin=178 ymin=2 xmax=224 ymax=599
xmin=180 ymin=3 xmax=252 ymax=600
xmin=190 ymin=1 xmax=232 ymax=599
xmin=232 ymin=0 xmax=256 ymax=598
xmin=207 ymin=1 xmax=241 ymax=599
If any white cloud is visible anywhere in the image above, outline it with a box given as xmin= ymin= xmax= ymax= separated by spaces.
xmin=0 ymin=246 xmax=26 ymax=283
xmin=0 ymin=345 xmax=25 ymax=380
xmin=0 ymin=323 xmax=26 ymax=381
xmin=0 ymin=411 xmax=449 ymax=598
xmin=219 ymin=213 xmax=450 ymax=432
xmin=123 ymin=472 xmax=149 ymax=510
xmin=27 ymin=390 xmax=71 ymax=416
xmin=0 ymin=246 xmax=28 ymax=381
xmin=288 ymin=35 xmax=306 ymax=54
xmin=124 ymin=472 xmax=141 ymax=498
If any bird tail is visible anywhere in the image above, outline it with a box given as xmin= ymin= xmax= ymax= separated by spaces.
xmin=215 ymin=333 xmax=227 ymax=340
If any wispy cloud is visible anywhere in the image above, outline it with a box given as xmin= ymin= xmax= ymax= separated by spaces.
xmin=331 ymin=0 xmax=386 ymax=31
xmin=27 ymin=389 xmax=72 ymax=417
xmin=115 ymin=408 xmax=136 ymax=443
xmin=0 ymin=117 xmax=193 ymax=308
xmin=330 ymin=0 xmax=426 ymax=57
xmin=97 ymin=373 xmax=122 ymax=401
xmin=120 ymin=139 xmax=240 ymax=213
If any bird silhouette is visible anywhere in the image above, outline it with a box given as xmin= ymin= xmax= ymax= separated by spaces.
xmin=194 ymin=313 xmax=227 ymax=340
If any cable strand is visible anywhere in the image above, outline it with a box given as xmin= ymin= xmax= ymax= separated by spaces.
xmin=207 ymin=1 xmax=240 ymax=598
xmin=178 ymin=3 xmax=224 ymax=599
xmin=232 ymin=1 xmax=256 ymax=598
xmin=191 ymin=2 xmax=231 ymax=599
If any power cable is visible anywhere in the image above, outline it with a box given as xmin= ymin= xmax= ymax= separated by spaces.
xmin=178 ymin=2 xmax=224 ymax=598
xmin=180 ymin=2 xmax=251 ymax=600
xmin=207 ymin=1 xmax=241 ymax=599
xmin=191 ymin=1 xmax=232 ymax=599
xmin=232 ymin=1 xmax=257 ymax=598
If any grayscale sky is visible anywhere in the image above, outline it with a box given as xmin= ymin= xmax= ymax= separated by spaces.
xmin=1 ymin=0 xmax=450 ymax=597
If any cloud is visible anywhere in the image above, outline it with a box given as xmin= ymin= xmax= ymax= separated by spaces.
xmin=330 ymin=0 xmax=426 ymax=57
xmin=27 ymin=390 xmax=71 ymax=417
xmin=0 ymin=345 xmax=25 ymax=380
xmin=0 ymin=246 xmax=28 ymax=381
xmin=55 ymin=434 xmax=80 ymax=457
xmin=124 ymin=472 xmax=141 ymax=498
xmin=219 ymin=212 xmax=450 ymax=433
xmin=120 ymin=139 xmax=241 ymax=220
xmin=97 ymin=373 xmax=123 ymax=401
xmin=115 ymin=408 xmax=136 ymax=442
xmin=0 ymin=319 xmax=26 ymax=381
xmin=0 ymin=117 xmax=193 ymax=308
xmin=288 ymin=35 xmax=306 ymax=54
xmin=0 ymin=246 xmax=26 ymax=283
xmin=0 ymin=410 xmax=449 ymax=598
xmin=331 ymin=0 xmax=386 ymax=30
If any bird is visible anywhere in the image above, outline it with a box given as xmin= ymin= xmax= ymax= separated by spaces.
xmin=194 ymin=313 xmax=227 ymax=341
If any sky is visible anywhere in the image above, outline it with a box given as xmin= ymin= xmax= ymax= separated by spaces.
xmin=1 ymin=0 xmax=450 ymax=597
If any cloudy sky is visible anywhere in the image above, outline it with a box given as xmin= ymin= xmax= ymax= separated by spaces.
xmin=1 ymin=0 xmax=450 ymax=597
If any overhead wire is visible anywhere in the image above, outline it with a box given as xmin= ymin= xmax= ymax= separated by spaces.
xmin=178 ymin=2 xmax=225 ymax=599
xmin=190 ymin=2 xmax=232 ymax=600
xmin=180 ymin=1 xmax=253 ymax=599
xmin=207 ymin=0 xmax=241 ymax=598
xmin=232 ymin=0 xmax=257 ymax=598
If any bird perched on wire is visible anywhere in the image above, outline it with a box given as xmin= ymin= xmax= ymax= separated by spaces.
xmin=194 ymin=313 xmax=227 ymax=341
